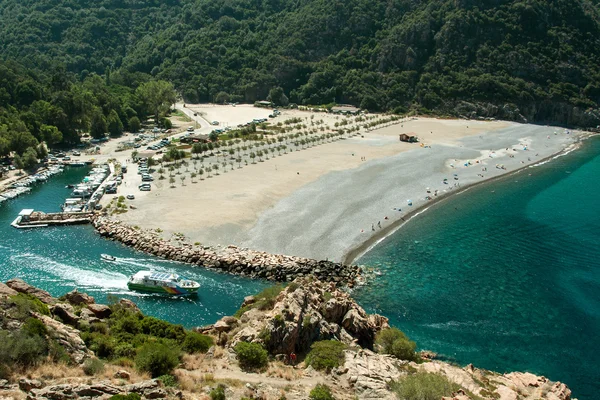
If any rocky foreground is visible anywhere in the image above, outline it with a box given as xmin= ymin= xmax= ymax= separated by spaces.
xmin=93 ymin=216 xmax=361 ymax=285
xmin=0 ymin=278 xmax=574 ymax=400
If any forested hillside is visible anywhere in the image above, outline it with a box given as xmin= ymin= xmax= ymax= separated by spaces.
xmin=2 ymin=0 xmax=600 ymax=129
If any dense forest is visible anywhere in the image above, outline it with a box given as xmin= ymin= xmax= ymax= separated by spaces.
xmin=2 ymin=0 xmax=600 ymax=155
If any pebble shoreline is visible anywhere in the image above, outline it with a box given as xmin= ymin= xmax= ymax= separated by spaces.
xmin=92 ymin=216 xmax=362 ymax=285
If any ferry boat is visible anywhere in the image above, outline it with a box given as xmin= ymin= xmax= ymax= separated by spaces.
xmin=127 ymin=271 xmax=200 ymax=296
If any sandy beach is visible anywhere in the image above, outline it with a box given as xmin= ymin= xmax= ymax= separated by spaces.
xmin=101 ymin=105 xmax=585 ymax=263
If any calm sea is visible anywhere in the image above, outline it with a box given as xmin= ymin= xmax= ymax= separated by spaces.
xmin=354 ymin=135 xmax=600 ymax=399
xmin=0 ymin=166 xmax=267 ymax=327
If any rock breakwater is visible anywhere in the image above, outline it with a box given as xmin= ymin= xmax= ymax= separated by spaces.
xmin=92 ymin=216 xmax=361 ymax=285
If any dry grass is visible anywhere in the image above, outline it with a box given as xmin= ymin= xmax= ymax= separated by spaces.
xmin=173 ymin=370 xmax=203 ymax=393
xmin=266 ymin=363 xmax=298 ymax=381
xmin=27 ymin=362 xmax=84 ymax=381
xmin=0 ymin=390 xmax=27 ymax=400
xmin=215 ymin=378 xmax=244 ymax=388
xmin=182 ymin=353 xmax=210 ymax=371
xmin=101 ymin=364 xmax=150 ymax=383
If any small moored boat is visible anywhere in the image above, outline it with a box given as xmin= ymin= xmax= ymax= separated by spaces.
xmin=127 ymin=271 xmax=200 ymax=296
xmin=101 ymin=254 xmax=117 ymax=262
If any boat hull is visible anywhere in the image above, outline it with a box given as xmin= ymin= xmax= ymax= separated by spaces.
xmin=127 ymin=282 xmax=199 ymax=296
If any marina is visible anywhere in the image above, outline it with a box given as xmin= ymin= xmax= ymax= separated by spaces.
xmin=8 ymin=163 xmax=113 ymax=229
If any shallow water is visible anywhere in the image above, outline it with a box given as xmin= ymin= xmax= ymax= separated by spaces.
xmin=0 ymin=166 xmax=267 ymax=327
xmin=354 ymin=136 xmax=600 ymax=399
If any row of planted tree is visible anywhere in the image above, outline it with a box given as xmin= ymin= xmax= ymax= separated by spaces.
xmin=150 ymin=113 xmax=404 ymax=187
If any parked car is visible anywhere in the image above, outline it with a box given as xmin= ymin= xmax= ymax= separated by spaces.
xmin=141 ymin=174 xmax=153 ymax=182
xmin=126 ymin=194 xmax=135 ymax=200
xmin=211 ymin=121 xmax=219 ymax=125
xmin=138 ymin=183 xmax=151 ymax=191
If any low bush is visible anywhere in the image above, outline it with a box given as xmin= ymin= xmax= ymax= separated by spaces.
xmin=182 ymin=332 xmax=213 ymax=354
xmin=108 ymin=394 xmax=141 ymax=400
xmin=114 ymin=342 xmax=137 ymax=359
xmin=0 ymin=329 xmax=48 ymax=367
xmin=10 ymin=293 xmax=50 ymax=318
xmin=135 ymin=343 xmax=180 ymax=377
xmin=209 ymin=384 xmax=226 ymax=400
xmin=375 ymin=328 xmax=418 ymax=361
xmin=88 ymin=334 xmax=116 ymax=358
xmin=22 ymin=318 xmax=47 ymax=337
xmin=390 ymin=372 xmax=460 ymax=400
xmin=234 ymin=342 xmax=269 ymax=371
xmin=309 ymin=384 xmax=335 ymax=400
xmin=157 ymin=374 xmax=178 ymax=387
xmin=305 ymin=340 xmax=346 ymax=372
xmin=140 ymin=317 xmax=186 ymax=342
xmin=82 ymin=358 xmax=105 ymax=375
xmin=234 ymin=285 xmax=283 ymax=317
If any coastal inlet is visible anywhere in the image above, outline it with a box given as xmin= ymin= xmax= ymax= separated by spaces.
xmin=92 ymin=216 xmax=362 ymax=285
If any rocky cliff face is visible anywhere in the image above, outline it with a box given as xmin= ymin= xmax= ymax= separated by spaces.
xmin=203 ymin=279 xmax=389 ymax=355
xmin=0 ymin=279 xmax=576 ymax=400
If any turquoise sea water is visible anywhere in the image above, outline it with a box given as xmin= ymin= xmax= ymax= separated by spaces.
xmin=0 ymin=166 xmax=267 ymax=327
xmin=354 ymin=136 xmax=600 ymax=399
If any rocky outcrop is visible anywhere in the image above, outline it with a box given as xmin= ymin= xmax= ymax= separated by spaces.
xmin=0 ymin=282 xmax=17 ymax=296
xmin=93 ymin=217 xmax=361 ymax=285
xmin=6 ymin=278 xmax=56 ymax=304
xmin=23 ymin=379 xmax=172 ymax=400
xmin=87 ymin=303 xmax=112 ymax=319
xmin=50 ymin=303 xmax=79 ymax=326
xmin=224 ymin=278 xmax=388 ymax=356
xmin=33 ymin=313 xmax=92 ymax=364
xmin=64 ymin=289 xmax=95 ymax=305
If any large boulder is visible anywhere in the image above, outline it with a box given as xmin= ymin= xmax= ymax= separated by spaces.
xmin=87 ymin=304 xmax=112 ymax=319
xmin=51 ymin=303 xmax=79 ymax=327
xmin=5 ymin=278 xmax=56 ymax=304
xmin=65 ymin=289 xmax=95 ymax=305
xmin=0 ymin=282 xmax=17 ymax=297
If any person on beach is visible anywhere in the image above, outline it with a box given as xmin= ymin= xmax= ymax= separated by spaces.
xmin=372 ymin=224 xmax=375 ymax=231
xmin=377 ymin=221 xmax=381 ymax=229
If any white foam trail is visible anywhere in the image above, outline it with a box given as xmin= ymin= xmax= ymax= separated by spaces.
xmin=11 ymin=253 xmax=128 ymax=290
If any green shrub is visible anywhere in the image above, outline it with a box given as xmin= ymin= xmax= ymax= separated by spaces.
xmin=140 ymin=317 xmax=186 ymax=342
xmin=157 ymin=374 xmax=178 ymax=387
xmin=90 ymin=322 xmax=109 ymax=334
xmin=108 ymin=394 xmax=141 ymax=400
xmin=390 ymin=372 xmax=460 ymax=400
xmin=82 ymin=358 xmax=105 ymax=375
xmin=234 ymin=285 xmax=283 ymax=317
xmin=309 ymin=384 xmax=335 ymax=400
xmin=0 ymin=330 xmax=48 ymax=367
xmin=305 ymin=340 xmax=346 ymax=372
xmin=135 ymin=343 xmax=180 ymax=377
xmin=234 ymin=342 xmax=269 ymax=371
xmin=10 ymin=293 xmax=50 ymax=318
xmin=287 ymin=282 xmax=299 ymax=292
xmin=22 ymin=318 xmax=47 ymax=337
xmin=209 ymin=384 xmax=226 ymax=400
xmin=89 ymin=334 xmax=116 ymax=358
xmin=49 ymin=339 xmax=71 ymax=364
xmin=375 ymin=328 xmax=417 ymax=361
xmin=113 ymin=316 xmax=142 ymax=335
xmin=182 ymin=332 xmax=213 ymax=354
xmin=114 ymin=342 xmax=137 ymax=359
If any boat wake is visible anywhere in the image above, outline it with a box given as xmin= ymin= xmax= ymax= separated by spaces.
xmin=10 ymin=253 xmax=128 ymax=290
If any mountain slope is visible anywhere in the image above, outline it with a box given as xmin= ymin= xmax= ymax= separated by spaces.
xmin=1 ymin=0 xmax=600 ymax=125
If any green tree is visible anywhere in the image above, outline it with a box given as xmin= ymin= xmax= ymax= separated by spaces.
xmin=267 ymin=87 xmax=289 ymax=106
xmin=39 ymin=125 xmax=62 ymax=145
xmin=12 ymin=154 xmax=24 ymax=171
xmin=128 ymin=116 xmax=141 ymax=133
xmin=375 ymin=327 xmax=417 ymax=361
xmin=107 ymin=110 xmax=124 ymax=137
xmin=135 ymin=343 xmax=180 ymax=378
xmin=90 ymin=110 xmax=107 ymax=139
xmin=22 ymin=147 xmax=39 ymax=169
xmin=136 ymin=81 xmax=176 ymax=124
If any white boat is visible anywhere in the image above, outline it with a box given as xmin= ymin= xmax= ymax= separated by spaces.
xmin=101 ymin=254 xmax=117 ymax=262
xmin=127 ymin=271 xmax=200 ymax=296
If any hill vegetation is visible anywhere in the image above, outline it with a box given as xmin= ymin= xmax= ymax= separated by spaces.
xmin=1 ymin=0 xmax=600 ymax=156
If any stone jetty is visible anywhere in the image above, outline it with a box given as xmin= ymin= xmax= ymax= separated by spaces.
xmin=92 ymin=216 xmax=362 ymax=285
